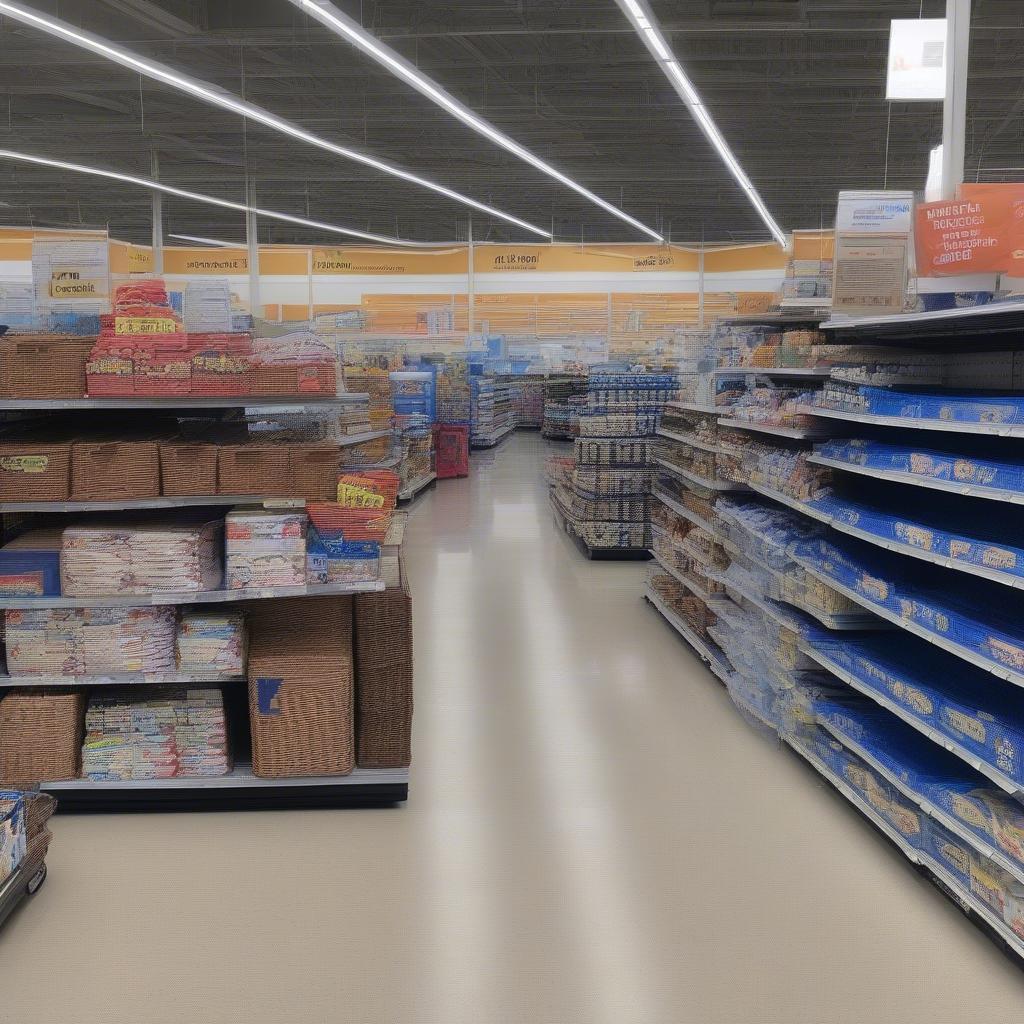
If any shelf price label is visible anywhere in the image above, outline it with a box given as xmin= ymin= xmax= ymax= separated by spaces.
xmin=114 ymin=317 xmax=179 ymax=335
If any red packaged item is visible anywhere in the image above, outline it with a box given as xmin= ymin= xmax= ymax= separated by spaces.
xmin=433 ymin=424 xmax=469 ymax=479
xmin=307 ymin=503 xmax=391 ymax=542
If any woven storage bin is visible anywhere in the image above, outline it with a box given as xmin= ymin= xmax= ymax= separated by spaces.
xmin=247 ymin=596 xmax=355 ymax=777
xmin=0 ymin=442 xmax=72 ymax=500
xmin=354 ymin=576 xmax=413 ymax=768
xmin=23 ymin=792 xmax=55 ymax=838
xmin=71 ymin=441 xmax=160 ymax=500
xmin=0 ymin=335 xmax=92 ymax=399
xmin=20 ymin=829 xmax=51 ymax=881
xmin=160 ymin=442 xmax=218 ymax=496
xmin=252 ymin=363 xmax=337 ymax=396
xmin=290 ymin=445 xmax=340 ymax=499
xmin=0 ymin=691 xmax=85 ymax=785
xmin=217 ymin=445 xmax=292 ymax=495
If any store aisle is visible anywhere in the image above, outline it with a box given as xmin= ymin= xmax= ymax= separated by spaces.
xmin=2 ymin=433 xmax=1024 ymax=1024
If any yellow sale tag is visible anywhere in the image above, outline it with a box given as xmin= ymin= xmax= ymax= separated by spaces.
xmin=50 ymin=278 xmax=105 ymax=299
xmin=336 ymin=483 xmax=386 ymax=508
xmin=115 ymin=317 xmax=179 ymax=335
xmin=0 ymin=455 xmax=48 ymax=473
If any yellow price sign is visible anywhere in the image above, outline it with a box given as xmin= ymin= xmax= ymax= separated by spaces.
xmin=114 ymin=317 xmax=179 ymax=335
xmin=336 ymin=483 xmax=386 ymax=509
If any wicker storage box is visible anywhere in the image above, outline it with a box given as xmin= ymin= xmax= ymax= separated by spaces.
xmin=160 ymin=442 xmax=218 ymax=496
xmin=71 ymin=441 xmax=160 ymax=500
xmin=0 ymin=335 xmax=93 ymax=399
xmin=20 ymin=829 xmax=51 ymax=881
xmin=247 ymin=597 xmax=355 ymax=777
xmin=290 ymin=445 xmax=340 ymax=499
xmin=353 ymin=576 xmax=413 ymax=768
xmin=218 ymin=445 xmax=292 ymax=495
xmin=0 ymin=442 xmax=72 ymax=500
xmin=0 ymin=691 xmax=85 ymax=785
xmin=252 ymin=363 xmax=337 ymax=396
xmin=23 ymin=792 xmax=55 ymax=838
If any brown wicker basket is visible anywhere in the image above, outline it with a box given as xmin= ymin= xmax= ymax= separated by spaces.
xmin=247 ymin=596 xmax=354 ymax=777
xmin=218 ymin=445 xmax=293 ymax=495
xmin=353 ymin=576 xmax=413 ymax=768
xmin=23 ymin=792 xmax=56 ymax=838
xmin=0 ymin=335 xmax=93 ymax=399
xmin=0 ymin=691 xmax=85 ymax=786
xmin=71 ymin=441 xmax=160 ymax=500
xmin=252 ymin=364 xmax=337 ymax=396
xmin=0 ymin=442 xmax=72 ymax=500
xmin=160 ymin=442 xmax=218 ymax=496
xmin=290 ymin=445 xmax=340 ymax=500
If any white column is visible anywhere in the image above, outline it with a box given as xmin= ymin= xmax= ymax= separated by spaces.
xmin=697 ymin=248 xmax=705 ymax=330
xmin=246 ymin=195 xmax=260 ymax=319
xmin=151 ymin=151 xmax=163 ymax=275
xmin=941 ymin=0 xmax=971 ymax=199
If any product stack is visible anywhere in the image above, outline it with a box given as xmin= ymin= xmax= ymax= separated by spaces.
xmin=390 ymin=370 xmax=436 ymax=500
xmin=0 ymin=787 xmax=54 ymax=929
xmin=541 ymin=375 xmax=587 ymax=440
xmin=0 ymin=288 xmax=413 ymax=811
xmin=505 ymin=374 xmax=545 ymax=429
xmin=549 ymin=372 xmax=677 ymax=556
xmin=471 ymin=375 xmax=516 ymax=448
xmin=649 ymin=300 xmax=1024 ymax=960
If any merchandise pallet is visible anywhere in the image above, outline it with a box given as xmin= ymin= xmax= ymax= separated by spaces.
xmin=550 ymin=491 xmax=650 ymax=561
xmin=43 ymin=766 xmax=409 ymax=812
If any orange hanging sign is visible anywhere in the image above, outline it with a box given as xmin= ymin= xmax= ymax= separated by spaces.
xmin=915 ymin=191 xmax=1024 ymax=275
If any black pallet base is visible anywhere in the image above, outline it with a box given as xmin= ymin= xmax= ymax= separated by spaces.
xmin=46 ymin=781 xmax=408 ymax=814
xmin=541 ymin=432 xmax=574 ymax=442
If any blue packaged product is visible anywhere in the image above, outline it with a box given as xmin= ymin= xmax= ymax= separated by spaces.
xmin=0 ymin=528 xmax=63 ymax=596
xmin=925 ymin=818 xmax=975 ymax=887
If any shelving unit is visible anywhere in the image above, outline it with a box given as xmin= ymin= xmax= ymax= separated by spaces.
xmin=0 ymin=858 xmax=47 ymax=931
xmin=795 ymin=403 xmax=1024 ymax=438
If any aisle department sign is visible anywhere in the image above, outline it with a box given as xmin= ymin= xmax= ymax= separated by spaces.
xmin=312 ymin=247 xmax=468 ymax=275
xmin=473 ymin=244 xmax=699 ymax=274
xmin=49 ymin=269 xmax=106 ymax=299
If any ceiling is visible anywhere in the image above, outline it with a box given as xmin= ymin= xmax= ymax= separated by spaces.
xmin=0 ymin=0 xmax=1021 ymax=246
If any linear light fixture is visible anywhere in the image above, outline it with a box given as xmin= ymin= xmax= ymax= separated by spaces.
xmin=168 ymin=233 xmax=242 ymax=248
xmin=0 ymin=0 xmax=551 ymax=239
xmin=612 ymin=0 xmax=787 ymax=248
xmin=290 ymin=0 xmax=664 ymax=243
xmin=0 ymin=149 xmax=429 ymax=246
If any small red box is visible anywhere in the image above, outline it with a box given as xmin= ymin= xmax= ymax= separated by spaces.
xmin=433 ymin=424 xmax=469 ymax=479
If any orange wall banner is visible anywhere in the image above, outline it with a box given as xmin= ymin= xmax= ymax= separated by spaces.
xmin=163 ymin=248 xmax=249 ymax=275
xmin=473 ymin=244 xmax=699 ymax=274
xmin=312 ymin=247 xmax=467 ymax=275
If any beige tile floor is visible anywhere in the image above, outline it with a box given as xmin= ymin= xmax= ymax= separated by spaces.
xmin=2 ymin=432 xmax=1024 ymax=1023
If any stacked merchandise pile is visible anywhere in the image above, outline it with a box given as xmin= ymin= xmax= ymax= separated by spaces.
xmin=86 ymin=281 xmax=337 ymax=398
xmin=777 ymin=244 xmax=832 ymax=312
xmin=550 ymin=373 xmax=677 ymax=555
xmin=506 ymin=375 xmax=545 ymax=429
xmin=81 ymin=688 xmax=230 ymax=780
xmin=225 ymin=510 xmax=308 ymax=589
xmin=391 ymin=370 xmax=435 ymax=499
xmin=182 ymin=280 xmax=232 ymax=334
xmin=649 ymin=301 xmax=1024 ymax=961
xmin=176 ymin=612 xmax=246 ymax=677
xmin=471 ymin=376 xmax=516 ymax=448
xmin=542 ymin=375 xmax=587 ymax=440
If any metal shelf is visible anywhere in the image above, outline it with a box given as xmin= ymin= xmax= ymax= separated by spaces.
xmin=654 ymin=458 xmax=749 ymax=493
xmin=821 ymin=300 xmax=1024 ymax=342
xmin=799 ymin=642 xmax=1024 ymax=798
xmin=0 ymin=579 xmax=385 ymax=610
xmin=471 ymin=422 xmax=516 ymax=449
xmin=791 ymin=554 xmax=1024 ymax=691
xmin=397 ymin=472 xmax=437 ymax=501
xmin=795 ymin=403 xmax=1024 ymax=439
xmin=818 ymin=718 xmax=1024 ymax=887
xmin=651 ymin=487 xmax=721 ymax=537
xmin=785 ymin=737 xmax=1024 ymax=963
xmin=42 ymin=764 xmax=409 ymax=811
xmin=0 ymin=671 xmax=245 ymax=689
xmin=0 ymin=395 xmax=368 ymax=410
xmin=718 ymin=417 xmax=832 ymax=441
xmin=808 ymin=454 xmax=1024 ymax=506
xmin=644 ymin=585 xmax=729 ymax=674
xmin=0 ymin=859 xmax=43 ymax=931
xmin=714 ymin=366 xmax=832 ymax=379
xmin=719 ymin=311 xmax=827 ymax=325
xmin=665 ymin=400 xmax=724 ymax=416
xmin=650 ymin=546 xmax=718 ymax=604
xmin=0 ymin=495 xmax=310 ymax=513
xmin=656 ymin=427 xmax=721 ymax=454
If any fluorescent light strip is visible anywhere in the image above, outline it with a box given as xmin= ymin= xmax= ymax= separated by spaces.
xmin=0 ymin=149 xmax=428 ymax=246
xmin=168 ymin=233 xmax=242 ymax=248
xmin=0 ymin=0 xmax=550 ymax=239
xmin=613 ymin=0 xmax=786 ymax=247
xmin=291 ymin=0 xmax=663 ymax=243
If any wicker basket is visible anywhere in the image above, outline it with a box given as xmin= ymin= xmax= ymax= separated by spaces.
xmin=0 ymin=336 xmax=93 ymax=399
xmin=217 ymin=445 xmax=292 ymax=495
xmin=247 ymin=596 xmax=355 ymax=777
xmin=160 ymin=442 xmax=218 ymax=496
xmin=290 ymin=445 xmax=340 ymax=500
xmin=20 ymin=829 xmax=51 ymax=881
xmin=0 ymin=442 xmax=72 ymax=500
xmin=23 ymin=792 xmax=56 ymax=838
xmin=0 ymin=691 xmax=85 ymax=785
xmin=252 ymin=363 xmax=337 ymax=396
xmin=71 ymin=441 xmax=160 ymax=500
xmin=354 ymin=580 xmax=413 ymax=768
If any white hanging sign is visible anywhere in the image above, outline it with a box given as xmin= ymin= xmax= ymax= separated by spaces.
xmin=886 ymin=19 xmax=947 ymax=101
